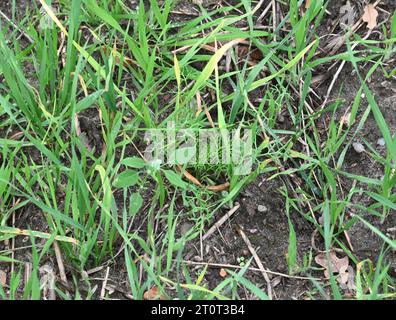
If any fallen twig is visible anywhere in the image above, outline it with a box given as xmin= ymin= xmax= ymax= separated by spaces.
xmin=100 ymin=266 xmax=110 ymax=300
xmin=53 ymin=241 xmax=70 ymax=297
xmin=236 ymin=224 xmax=273 ymax=300
xmin=202 ymin=204 xmax=240 ymax=241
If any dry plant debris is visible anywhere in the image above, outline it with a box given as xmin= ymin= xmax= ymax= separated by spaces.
xmin=362 ymin=4 xmax=379 ymax=29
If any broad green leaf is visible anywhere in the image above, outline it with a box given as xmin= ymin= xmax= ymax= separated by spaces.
xmin=121 ymin=157 xmax=146 ymax=169
xmin=76 ymin=90 xmax=104 ymax=112
xmin=163 ymin=170 xmax=187 ymax=189
xmin=129 ymin=192 xmax=143 ymax=216
xmin=114 ymin=170 xmax=139 ymax=188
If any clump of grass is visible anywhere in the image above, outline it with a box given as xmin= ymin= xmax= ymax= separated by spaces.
xmin=0 ymin=0 xmax=395 ymax=300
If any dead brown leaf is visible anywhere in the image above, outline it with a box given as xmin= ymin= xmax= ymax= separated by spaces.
xmin=338 ymin=265 xmax=357 ymax=292
xmin=362 ymin=4 xmax=378 ymax=29
xmin=207 ymin=182 xmax=230 ymax=192
xmin=340 ymin=112 xmax=352 ymax=128
xmin=315 ymin=250 xmax=349 ymax=278
xmin=235 ymin=45 xmax=264 ymax=67
xmin=179 ymin=167 xmax=202 ymax=187
xmin=271 ymin=276 xmax=282 ymax=288
xmin=195 ymin=91 xmax=203 ymax=117
xmin=103 ymin=46 xmax=137 ymax=68
xmin=0 ymin=270 xmax=6 ymax=287
xmin=177 ymin=166 xmax=230 ymax=191
xmin=219 ymin=268 xmax=227 ymax=278
xmin=338 ymin=265 xmax=349 ymax=285
xmin=143 ymin=286 xmax=166 ymax=300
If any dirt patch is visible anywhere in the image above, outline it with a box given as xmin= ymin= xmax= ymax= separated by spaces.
xmin=325 ymin=63 xmax=396 ymax=276
xmin=1 ymin=0 xmax=396 ymax=300
xmin=187 ymin=174 xmax=316 ymax=299
xmin=314 ymin=0 xmax=396 ymax=279
xmin=0 ymin=1 xmax=33 ymax=19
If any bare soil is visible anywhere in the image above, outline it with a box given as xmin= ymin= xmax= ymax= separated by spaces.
xmin=0 ymin=0 xmax=395 ymax=300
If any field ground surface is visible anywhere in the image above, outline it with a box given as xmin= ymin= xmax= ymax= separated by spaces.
xmin=0 ymin=0 xmax=395 ymax=300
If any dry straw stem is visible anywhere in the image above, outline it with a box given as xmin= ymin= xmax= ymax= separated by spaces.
xmin=236 ymin=224 xmax=273 ymax=299
xmin=0 ymin=226 xmax=79 ymax=245
xmin=202 ymin=204 xmax=241 ymax=241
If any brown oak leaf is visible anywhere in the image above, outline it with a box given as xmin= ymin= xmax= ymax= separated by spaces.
xmin=143 ymin=286 xmax=166 ymax=300
xmin=315 ymin=250 xmax=349 ymax=278
xmin=362 ymin=4 xmax=378 ymax=29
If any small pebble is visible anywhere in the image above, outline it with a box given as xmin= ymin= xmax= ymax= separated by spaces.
xmin=352 ymin=142 xmax=365 ymax=154
xmin=377 ymin=138 xmax=386 ymax=146
xmin=179 ymin=222 xmax=193 ymax=236
xmin=257 ymin=205 xmax=268 ymax=213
